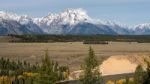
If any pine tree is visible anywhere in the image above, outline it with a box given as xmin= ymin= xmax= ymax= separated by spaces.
xmin=34 ymin=49 xmax=58 ymax=84
xmin=80 ymin=47 xmax=102 ymax=84
xmin=143 ymin=59 xmax=150 ymax=84
xmin=134 ymin=65 xmax=144 ymax=84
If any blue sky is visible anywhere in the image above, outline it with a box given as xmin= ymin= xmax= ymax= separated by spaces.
xmin=0 ymin=0 xmax=150 ymax=25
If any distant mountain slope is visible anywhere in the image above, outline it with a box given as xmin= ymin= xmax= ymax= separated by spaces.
xmin=0 ymin=11 xmax=44 ymax=35
xmin=134 ymin=23 xmax=150 ymax=35
xmin=68 ymin=22 xmax=117 ymax=35
xmin=0 ymin=9 xmax=150 ymax=35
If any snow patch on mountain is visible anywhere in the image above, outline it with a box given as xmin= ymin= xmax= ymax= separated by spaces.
xmin=134 ymin=23 xmax=150 ymax=29
xmin=35 ymin=8 xmax=92 ymax=26
xmin=0 ymin=9 xmax=150 ymax=35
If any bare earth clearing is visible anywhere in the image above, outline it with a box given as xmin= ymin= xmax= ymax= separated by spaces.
xmin=0 ymin=42 xmax=150 ymax=72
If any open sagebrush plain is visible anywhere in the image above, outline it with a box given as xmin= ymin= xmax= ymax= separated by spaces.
xmin=0 ymin=42 xmax=150 ymax=71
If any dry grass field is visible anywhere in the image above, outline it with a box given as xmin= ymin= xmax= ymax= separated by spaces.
xmin=0 ymin=42 xmax=150 ymax=71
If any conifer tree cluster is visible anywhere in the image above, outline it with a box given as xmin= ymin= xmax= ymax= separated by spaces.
xmin=80 ymin=47 xmax=102 ymax=84
xmin=0 ymin=50 xmax=69 ymax=84
xmin=129 ymin=57 xmax=150 ymax=84
xmin=35 ymin=50 xmax=60 ymax=84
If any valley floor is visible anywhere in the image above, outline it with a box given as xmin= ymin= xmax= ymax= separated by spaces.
xmin=0 ymin=42 xmax=149 ymax=71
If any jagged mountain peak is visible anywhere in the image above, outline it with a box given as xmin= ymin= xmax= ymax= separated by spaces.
xmin=133 ymin=23 xmax=150 ymax=35
xmin=0 ymin=11 xmax=33 ymax=25
xmin=0 ymin=9 xmax=150 ymax=35
xmin=60 ymin=8 xmax=91 ymax=24
xmin=62 ymin=8 xmax=89 ymax=18
xmin=134 ymin=23 xmax=150 ymax=29
xmin=39 ymin=8 xmax=91 ymax=26
xmin=63 ymin=8 xmax=86 ymax=13
xmin=0 ymin=11 xmax=19 ymax=20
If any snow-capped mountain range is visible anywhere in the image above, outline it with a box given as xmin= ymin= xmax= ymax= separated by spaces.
xmin=0 ymin=8 xmax=150 ymax=35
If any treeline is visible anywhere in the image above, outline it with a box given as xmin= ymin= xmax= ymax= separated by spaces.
xmin=0 ymin=57 xmax=39 ymax=76
xmin=0 ymin=50 xmax=69 ymax=84
xmin=8 ymin=34 xmax=150 ymax=43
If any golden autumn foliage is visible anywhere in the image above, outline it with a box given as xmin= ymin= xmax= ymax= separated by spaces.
xmin=18 ymin=75 xmax=24 ymax=79
xmin=0 ymin=51 xmax=70 ymax=84
xmin=63 ymin=71 xmax=69 ymax=79
xmin=23 ymin=72 xmax=39 ymax=77
xmin=0 ymin=76 xmax=12 ymax=84
xmin=116 ymin=79 xmax=126 ymax=84
xmin=106 ymin=78 xmax=134 ymax=84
